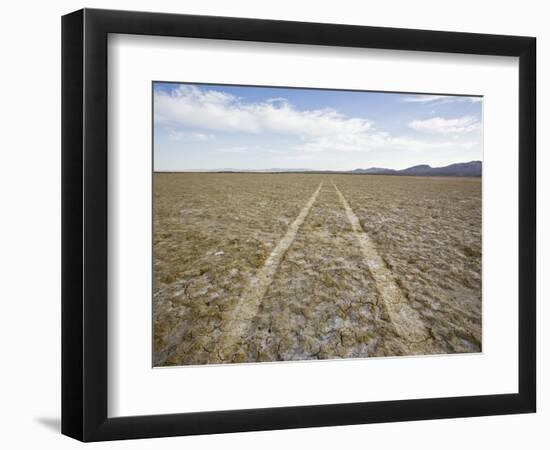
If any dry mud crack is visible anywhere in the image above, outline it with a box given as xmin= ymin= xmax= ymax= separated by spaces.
xmin=153 ymin=173 xmax=482 ymax=365
xmin=217 ymin=181 xmax=324 ymax=360
xmin=332 ymin=182 xmax=429 ymax=344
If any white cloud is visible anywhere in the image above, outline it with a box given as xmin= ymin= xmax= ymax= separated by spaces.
xmin=402 ymin=95 xmax=482 ymax=105
xmin=298 ymin=134 xmax=473 ymax=153
xmin=402 ymin=95 xmax=448 ymax=103
xmin=266 ymin=97 xmax=289 ymax=104
xmin=156 ymin=85 xmax=480 ymax=153
xmin=168 ymin=130 xmax=214 ymax=141
xmin=216 ymin=146 xmax=248 ymax=153
xmin=155 ymin=85 xmax=373 ymax=140
xmin=408 ymin=116 xmax=481 ymax=134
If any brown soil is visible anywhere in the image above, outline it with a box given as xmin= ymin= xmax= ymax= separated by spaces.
xmin=153 ymin=173 xmax=481 ymax=366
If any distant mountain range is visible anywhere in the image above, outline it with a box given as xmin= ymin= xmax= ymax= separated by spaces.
xmin=162 ymin=161 xmax=482 ymax=177
xmin=350 ymin=160 xmax=482 ymax=177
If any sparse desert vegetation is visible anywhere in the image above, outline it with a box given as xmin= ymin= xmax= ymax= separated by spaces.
xmin=153 ymin=173 xmax=481 ymax=366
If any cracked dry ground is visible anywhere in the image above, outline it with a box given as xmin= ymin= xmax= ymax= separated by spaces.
xmin=154 ymin=173 xmax=481 ymax=366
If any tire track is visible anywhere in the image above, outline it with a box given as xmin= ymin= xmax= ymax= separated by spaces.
xmin=332 ymin=182 xmax=429 ymax=343
xmin=242 ymin=183 xmax=388 ymax=361
xmin=218 ymin=181 xmax=324 ymax=360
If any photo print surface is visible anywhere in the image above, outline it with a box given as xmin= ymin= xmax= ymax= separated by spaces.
xmin=152 ymin=82 xmax=482 ymax=367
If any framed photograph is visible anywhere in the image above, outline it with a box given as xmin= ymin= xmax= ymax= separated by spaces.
xmin=61 ymin=8 xmax=536 ymax=441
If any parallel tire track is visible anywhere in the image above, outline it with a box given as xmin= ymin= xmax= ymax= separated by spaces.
xmin=332 ymin=182 xmax=429 ymax=343
xmin=218 ymin=181 xmax=324 ymax=360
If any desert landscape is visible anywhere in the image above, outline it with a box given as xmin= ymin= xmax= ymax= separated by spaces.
xmin=153 ymin=172 xmax=482 ymax=366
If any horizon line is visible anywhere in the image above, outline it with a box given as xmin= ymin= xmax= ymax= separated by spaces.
xmin=153 ymin=160 xmax=482 ymax=173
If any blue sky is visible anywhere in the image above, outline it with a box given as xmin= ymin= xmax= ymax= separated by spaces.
xmin=153 ymin=82 xmax=482 ymax=171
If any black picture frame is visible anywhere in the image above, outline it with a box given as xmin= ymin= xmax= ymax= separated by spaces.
xmin=62 ymin=8 xmax=536 ymax=442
